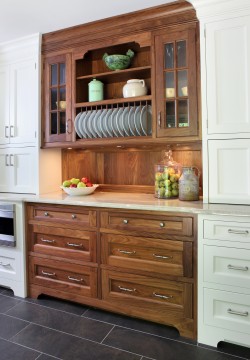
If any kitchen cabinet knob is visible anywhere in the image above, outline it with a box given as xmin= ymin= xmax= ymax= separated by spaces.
xmin=72 ymin=214 xmax=77 ymax=219
xmin=159 ymin=222 xmax=165 ymax=227
xmin=123 ymin=219 xmax=129 ymax=224
xmin=44 ymin=212 xmax=49 ymax=216
xmin=227 ymin=308 xmax=248 ymax=317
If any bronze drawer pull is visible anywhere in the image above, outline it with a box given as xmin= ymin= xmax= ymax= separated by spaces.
xmin=67 ymin=242 xmax=83 ymax=248
xmin=44 ymin=212 xmax=49 ymax=216
xmin=71 ymin=214 xmax=77 ymax=219
xmin=153 ymin=254 xmax=173 ymax=260
xmin=42 ymin=270 xmax=55 ymax=277
xmin=68 ymin=276 xmax=83 ymax=282
xmin=228 ymin=264 xmax=248 ymax=271
xmin=118 ymin=249 xmax=136 ymax=255
xmin=0 ymin=261 xmax=10 ymax=267
xmin=41 ymin=238 xmax=55 ymax=244
xmin=123 ymin=219 xmax=129 ymax=224
xmin=228 ymin=229 xmax=249 ymax=235
xmin=159 ymin=222 xmax=165 ymax=227
xmin=118 ymin=285 xmax=136 ymax=293
xmin=227 ymin=308 xmax=249 ymax=317
xmin=153 ymin=292 xmax=173 ymax=300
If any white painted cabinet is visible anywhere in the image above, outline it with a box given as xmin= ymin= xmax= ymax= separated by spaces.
xmin=198 ymin=213 xmax=250 ymax=348
xmin=208 ymin=139 xmax=250 ymax=204
xmin=205 ymin=16 xmax=250 ymax=135
xmin=0 ymin=147 xmax=37 ymax=194
xmin=0 ymin=60 xmax=37 ymax=145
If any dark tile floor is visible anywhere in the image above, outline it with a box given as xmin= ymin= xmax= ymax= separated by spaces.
xmin=0 ymin=286 xmax=250 ymax=360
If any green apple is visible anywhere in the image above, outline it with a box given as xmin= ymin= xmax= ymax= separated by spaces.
xmin=164 ymin=179 xmax=171 ymax=188
xmin=172 ymin=182 xmax=178 ymax=190
xmin=70 ymin=178 xmax=80 ymax=185
xmin=77 ymin=181 xmax=86 ymax=188
xmin=165 ymin=189 xmax=172 ymax=198
xmin=155 ymin=172 xmax=163 ymax=181
xmin=158 ymin=180 xmax=165 ymax=188
xmin=158 ymin=187 xmax=166 ymax=198
xmin=62 ymin=180 xmax=71 ymax=187
xmin=170 ymin=174 xmax=177 ymax=183
xmin=172 ymin=189 xmax=179 ymax=196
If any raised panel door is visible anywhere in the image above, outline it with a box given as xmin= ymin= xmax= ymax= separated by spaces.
xmin=205 ymin=16 xmax=250 ymax=135
xmin=9 ymin=59 xmax=38 ymax=144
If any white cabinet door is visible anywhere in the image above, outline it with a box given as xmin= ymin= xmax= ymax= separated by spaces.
xmin=206 ymin=16 xmax=250 ymax=135
xmin=0 ymin=65 xmax=10 ymax=145
xmin=0 ymin=147 xmax=36 ymax=193
xmin=208 ymin=139 xmax=250 ymax=204
xmin=9 ymin=59 xmax=37 ymax=144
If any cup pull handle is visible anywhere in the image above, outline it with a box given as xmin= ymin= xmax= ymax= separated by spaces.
xmin=227 ymin=308 xmax=248 ymax=317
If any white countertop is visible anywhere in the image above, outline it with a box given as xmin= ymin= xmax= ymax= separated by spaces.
xmin=0 ymin=191 xmax=250 ymax=216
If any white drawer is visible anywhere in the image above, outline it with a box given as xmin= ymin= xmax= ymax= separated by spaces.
xmin=203 ymin=219 xmax=250 ymax=244
xmin=203 ymin=245 xmax=250 ymax=289
xmin=0 ymin=254 xmax=20 ymax=281
xmin=204 ymin=288 xmax=250 ymax=335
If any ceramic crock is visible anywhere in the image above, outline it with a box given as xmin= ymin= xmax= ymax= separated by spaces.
xmin=123 ymin=79 xmax=147 ymax=98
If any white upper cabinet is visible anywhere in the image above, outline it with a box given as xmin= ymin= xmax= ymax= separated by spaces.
xmin=0 ymin=64 xmax=10 ymax=144
xmin=205 ymin=16 xmax=250 ymax=135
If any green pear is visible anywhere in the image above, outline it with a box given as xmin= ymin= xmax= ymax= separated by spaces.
xmin=77 ymin=181 xmax=86 ymax=188
xmin=71 ymin=178 xmax=80 ymax=185
xmin=62 ymin=180 xmax=71 ymax=187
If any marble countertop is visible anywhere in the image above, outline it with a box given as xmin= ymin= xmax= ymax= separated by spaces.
xmin=0 ymin=191 xmax=250 ymax=216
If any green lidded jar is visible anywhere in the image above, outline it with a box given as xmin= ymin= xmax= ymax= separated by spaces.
xmin=88 ymin=78 xmax=103 ymax=102
xmin=154 ymin=150 xmax=182 ymax=199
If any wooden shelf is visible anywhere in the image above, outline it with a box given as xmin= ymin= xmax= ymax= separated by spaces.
xmin=75 ymin=95 xmax=152 ymax=108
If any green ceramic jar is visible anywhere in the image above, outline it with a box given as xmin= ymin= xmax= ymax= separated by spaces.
xmin=88 ymin=78 xmax=103 ymax=102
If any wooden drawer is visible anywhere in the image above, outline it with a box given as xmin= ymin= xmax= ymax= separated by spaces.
xmin=102 ymin=269 xmax=193 ymax=319
xmin=101 ymin=211 xmax=193 ymax=237
xmin=203 ymin=219 xmax=250 ymax=244
xmin=29 ymin=256 xmax=97 ymax=298
xmin=30 ymin=204 xmax=97 ymax=228
xmin=30 ymin=224 xmax=97 ymax=262
xmin=204 ymin=288 xmax=250 ymax=335
xmin=203 ymin=245 xmax=250 ymax=289
xmin=0 ymin=253 xmax=20 ymax=281
xmin=101 ymin=233 xmax=193 ymax=277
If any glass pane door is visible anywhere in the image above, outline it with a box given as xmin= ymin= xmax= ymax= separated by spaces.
xmin=49 ymin=62 xmax=66 ymax=135
xmin=164 ymin=39 xmax=189 ymax=129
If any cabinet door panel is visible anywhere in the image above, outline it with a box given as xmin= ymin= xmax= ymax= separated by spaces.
xmin=206 ymin=17 xmax=250 ymax=135
xmin=12 ymin=147 xmax=37 ymax=194
xmin=208 ymin=139 xmax=250 ymax=204
xmin=0 ymin=150 xmax=11 ymax=192
xmin=0 ymin=65 xmax=10 ymax=145
xmin=9 ymin=60 xmax=37 ymax=144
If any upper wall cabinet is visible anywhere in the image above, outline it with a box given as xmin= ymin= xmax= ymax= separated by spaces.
xmin=205 ymin=16 xmax=250 ymax=135
xmin=41 ymin=1 xmax=200 ymax=148
xmin=43 ymin=54 xmax=72 ymax=143
xmin=0 ymin=60 xmax=37 ymax=145
xmin=155 ymin=26 xmax=199 ymax=138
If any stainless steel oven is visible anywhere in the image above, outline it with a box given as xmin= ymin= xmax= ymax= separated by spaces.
xmin=0 ymin=203 xmax=16 ymax=247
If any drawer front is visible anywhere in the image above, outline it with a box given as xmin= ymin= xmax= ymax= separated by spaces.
xmin=102 ymin=269 xmax=193 ymax=319
xmin=204 ymin=288 xmax=250 ymax=335
xmin=203 ymin=245 xmax=250 ymax=289
xmin=0 ymin=254 xmax=20 ymax=281
xmin=32 ymin=205 xmax=97 ymax=228
xmin=203 ymin=219 xmax=250 ymax=244
xmin=31 ymin=224 xmax=97 ymax=262
xmin=29 ymin=256 xmax=97 ymax=298
xmin=101 ymin=233 xmax=193 ymax=277
xmin=101 ymin=211 xmax=193 ymax=237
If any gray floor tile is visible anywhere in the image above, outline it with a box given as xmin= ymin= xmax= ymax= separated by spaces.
xmin=7 ymin=301 xmax=113 ymax=342
xmin=26 ymin=294 xmax=88 ymax=316
xmin=0 ymin=337 xmax=39 ymax=360
xmin=103 ymin=326 xmax=245 ymax=360
xmin=37 ymin=354 xmax=62 ymax=360
xmin=12 ymin=323 xmax=141 ymax=360
xmin=0 ymin=294 xmax=21 ymax=313
xmin=0 ymin=313 xmax=29 ymax=340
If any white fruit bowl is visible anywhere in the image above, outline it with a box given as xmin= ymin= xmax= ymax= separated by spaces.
xmin=60 ymin=184 xmax=99 ymax=196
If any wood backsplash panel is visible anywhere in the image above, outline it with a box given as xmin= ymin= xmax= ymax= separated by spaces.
xmin=62 ymin=144 xmax=202 ymax=192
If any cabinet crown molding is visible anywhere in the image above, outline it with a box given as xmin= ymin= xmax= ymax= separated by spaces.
xmin=188 ymin=0 xmax=250 ymax=20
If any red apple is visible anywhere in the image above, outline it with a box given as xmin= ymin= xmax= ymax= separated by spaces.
xmin=81 ymin=177 xmax=89 ymax=184
xmin=86 ymin=182 xmax=93 ymax=187
xmin=70 ymin=183 xmax=77 ymax=188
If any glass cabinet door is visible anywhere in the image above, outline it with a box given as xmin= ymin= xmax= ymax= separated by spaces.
xmin=43 ymin=54 xmax=72 ymax=144
xmin=155 ymin=27 xmax=198 ymax=138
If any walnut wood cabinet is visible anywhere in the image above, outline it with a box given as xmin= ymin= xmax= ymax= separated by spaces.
xmin=26 ymin=203 xmax=197 ymax=339
xmin=41 ymin=1 xmax=200 ymax=148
